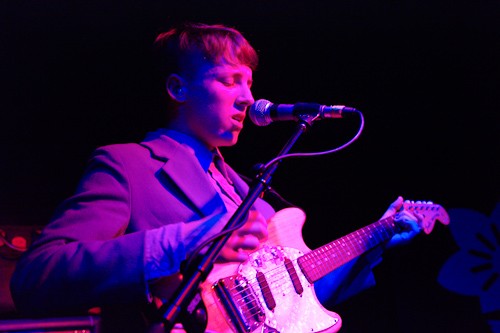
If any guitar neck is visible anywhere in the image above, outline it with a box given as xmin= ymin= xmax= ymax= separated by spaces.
xmin=297 ymin=215 xmax=400 ymax=283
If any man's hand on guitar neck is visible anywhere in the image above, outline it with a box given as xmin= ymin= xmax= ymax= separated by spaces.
xmin=382 ymin=196 xmax=423 ymax=248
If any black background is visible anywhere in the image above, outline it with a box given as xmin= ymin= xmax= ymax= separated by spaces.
xmin=1 ymin=1 xmax=499 ymax=332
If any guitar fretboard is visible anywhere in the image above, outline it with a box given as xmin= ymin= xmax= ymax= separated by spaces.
xmin=297 ymin=215 xmax=400 ymax=283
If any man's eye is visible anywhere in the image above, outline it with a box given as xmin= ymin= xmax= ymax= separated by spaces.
xmin=221 ymin=80 xmax=235 ymax=86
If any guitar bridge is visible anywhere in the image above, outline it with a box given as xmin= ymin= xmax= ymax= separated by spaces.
xmin=213 ymin=275 xmax=265 ymax=333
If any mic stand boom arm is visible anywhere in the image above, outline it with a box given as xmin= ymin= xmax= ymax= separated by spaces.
xmin=156 ymin=118 xmax=313 ymax=333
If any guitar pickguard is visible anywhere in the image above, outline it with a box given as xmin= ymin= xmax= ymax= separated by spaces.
xmin=205 ymin=245 xmax=340 ymax=333
xmin=242 ymin=245 xmax=339 ymax=333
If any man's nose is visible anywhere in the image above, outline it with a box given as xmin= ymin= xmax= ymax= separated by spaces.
xmin=238 ymin=85 xmax=255 ymax=107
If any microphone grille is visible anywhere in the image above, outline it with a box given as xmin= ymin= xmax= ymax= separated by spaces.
xmin=249 ymin=99 xmax=272 ymax=126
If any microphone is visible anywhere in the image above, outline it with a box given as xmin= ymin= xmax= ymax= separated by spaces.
xmin=249 ymin=99 xmax=359 ymax=126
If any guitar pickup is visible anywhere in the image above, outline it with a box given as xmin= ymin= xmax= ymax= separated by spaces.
xmin=284 ymin=257 xmax=304 ymax=295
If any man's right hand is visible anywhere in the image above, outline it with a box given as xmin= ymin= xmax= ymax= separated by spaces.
xmin=217 ymin=209 xmax=268 ymax=263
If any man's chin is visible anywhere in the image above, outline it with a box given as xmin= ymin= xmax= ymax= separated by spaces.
xmin=218 ymin=135 xmax=239 ymax=148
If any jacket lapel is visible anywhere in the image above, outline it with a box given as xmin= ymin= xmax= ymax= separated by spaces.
xmin=140 ymin=131 xmax=225 ymax=217
xmin=225 ymin=166 xmax=249 ymax=199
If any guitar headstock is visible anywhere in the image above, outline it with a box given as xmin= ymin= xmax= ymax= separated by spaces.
xmin=402 ymin=200 xmax=450 ymax=234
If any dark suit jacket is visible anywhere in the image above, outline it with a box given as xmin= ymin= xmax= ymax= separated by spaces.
xmin=10 ymin=130 xmax=274 ymax=326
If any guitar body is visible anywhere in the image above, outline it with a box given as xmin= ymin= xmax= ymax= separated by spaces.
xmin=201 ymin=207 xmax=342 ymax=333
xmin=160 ymin=201 xmax=448 ymax=333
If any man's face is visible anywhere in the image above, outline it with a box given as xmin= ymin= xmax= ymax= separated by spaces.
xmin=180 ymin=56 xmax=255 ymax=149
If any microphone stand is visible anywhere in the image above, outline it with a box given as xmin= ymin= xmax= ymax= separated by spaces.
xmin=155 ymin=118 xmax=314 ymax=333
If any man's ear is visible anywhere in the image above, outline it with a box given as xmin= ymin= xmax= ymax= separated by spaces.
xmin=166 ymin=74 xmax=187 ymax=102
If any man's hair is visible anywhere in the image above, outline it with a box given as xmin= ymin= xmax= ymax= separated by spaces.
xmin=153 ymin=22 xmax=258 ymax=79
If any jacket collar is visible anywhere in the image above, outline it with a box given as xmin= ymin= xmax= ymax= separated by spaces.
xmin=140 ymin=129 xmax=226 ymax=216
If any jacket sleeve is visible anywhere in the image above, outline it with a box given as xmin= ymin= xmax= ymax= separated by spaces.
xmin=9 ymin=147 xmax=229 ymax=316
xmin=10 ymin=147 xmax=147 ymax=315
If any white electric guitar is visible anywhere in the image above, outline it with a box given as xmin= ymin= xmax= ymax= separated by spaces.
xmin=157 ymin=201 xmax=449 ymax=333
